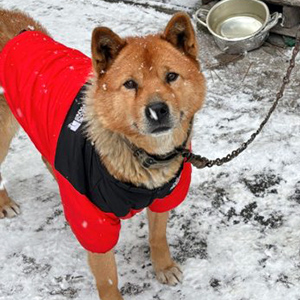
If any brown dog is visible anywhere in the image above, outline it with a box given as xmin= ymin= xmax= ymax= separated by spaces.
xmin=0 ymin=8 xmax=205 ymax=300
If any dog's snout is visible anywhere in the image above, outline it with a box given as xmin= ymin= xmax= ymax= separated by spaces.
xmin=145 ymin=102 xmax=169 ymax=123
xmin=145 ymin=102 xmax=172 ymax=135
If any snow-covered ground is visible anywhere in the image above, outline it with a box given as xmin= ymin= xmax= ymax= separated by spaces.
xmin=1 ymin=0 xmax=300 ymax=299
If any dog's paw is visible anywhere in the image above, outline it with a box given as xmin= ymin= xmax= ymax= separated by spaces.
xmin=0 ymin=198 xmax=20 ymax=218
xmin=155 ymin=263 xmax=183 ymax=286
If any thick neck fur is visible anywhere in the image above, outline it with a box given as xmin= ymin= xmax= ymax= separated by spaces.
xmin=84 ymin=80 xmax=188 ymax=190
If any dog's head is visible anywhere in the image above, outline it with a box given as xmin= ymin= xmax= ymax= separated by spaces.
xmin=88 ymin=13 xmax=206 ymax=154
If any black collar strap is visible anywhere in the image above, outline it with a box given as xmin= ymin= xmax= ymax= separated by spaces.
xmin=18 ymin=29 xmax=28 ymax=36
xmin=124 ymin=120 xmax=193 ymax=169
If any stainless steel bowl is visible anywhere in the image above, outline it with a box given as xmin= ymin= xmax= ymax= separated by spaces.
xmin=194 ymin=0 xmax=282 ymax=53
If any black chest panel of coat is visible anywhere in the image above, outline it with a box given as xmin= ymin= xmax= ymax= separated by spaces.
xmin=54 ymin=85 xmax=183 ymax=218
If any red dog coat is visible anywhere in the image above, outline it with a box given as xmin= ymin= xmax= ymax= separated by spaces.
xmin=0 ymin=31 xmax=192 ymax=253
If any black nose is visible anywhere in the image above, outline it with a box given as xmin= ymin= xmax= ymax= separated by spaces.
xmin=145 ymin=102 xmax=169 ymax=123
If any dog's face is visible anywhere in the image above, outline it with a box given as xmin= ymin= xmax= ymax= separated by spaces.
xmin=90 ymin=13 xmax=205 ymax=154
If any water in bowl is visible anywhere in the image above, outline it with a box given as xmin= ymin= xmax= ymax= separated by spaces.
xmin=216 ymin=15 xmax=264 ymax=40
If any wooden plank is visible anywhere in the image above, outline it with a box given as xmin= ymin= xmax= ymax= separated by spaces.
xmin=263 ymin=0 xmax=300 ymax=7
xmin=271 ymin=24 xmax=299 ymax=37
xmin=282 ymin=6 xmax=300 ymax=28
xmin=202 ymin=0 xmax=215 ymax=4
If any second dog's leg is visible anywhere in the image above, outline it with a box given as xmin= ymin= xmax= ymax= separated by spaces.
xmin=0 ymin=174 xmax=20 ymax=218
xmin=147 ymin=209 xmax=183 ymax=285
xmin=0 ymin=97 xmax=20 ymax=218
xmin=41 ymin=156 xmax=55 ymax=178
xmin=88 ymin=250 xmax=123 ymax=300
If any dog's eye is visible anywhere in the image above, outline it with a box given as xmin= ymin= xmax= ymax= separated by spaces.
xmin=124 ymin=80 xmax=138 ymax=90
xmin=166 ymin=72 xmax=179 ymax=84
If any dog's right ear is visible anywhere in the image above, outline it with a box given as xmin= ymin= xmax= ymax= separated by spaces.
xmin=91 ymin=27 xmax=126 ymax=75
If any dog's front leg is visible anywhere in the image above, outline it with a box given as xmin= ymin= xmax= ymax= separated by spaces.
xmin=42 ymin=157 xmax=123 ymax=299
xmin=88 ymin=250 xmax=123 ymax=300
xmin=147 ymin=209 xmax=183 ymax=285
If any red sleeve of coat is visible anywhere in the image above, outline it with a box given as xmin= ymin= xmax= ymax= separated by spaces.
xmin=55 ymin=171 xmax=121 ymax=253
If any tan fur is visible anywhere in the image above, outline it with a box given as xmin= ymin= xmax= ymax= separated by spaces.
xmin=0 ymin=9 xmax=206 ymax=300
xmin=0 ymin=9 xmax=49 ymax=48
xmin=88 ymin=250 xmax=123 ymax=300
xmin=147 ymin=209 xmax=183 ymax=285
xmin=0 ymin=95 xmax=19 ymax=218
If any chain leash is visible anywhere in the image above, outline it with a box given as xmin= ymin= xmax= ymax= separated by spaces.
xmin=178 ymin=27 xmax=300 ymax=169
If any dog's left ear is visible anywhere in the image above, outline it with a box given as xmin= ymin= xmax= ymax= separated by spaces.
xmin=91 ymin=27 xmax=126 ymax=75
xmin=163 ymin=12 xmax=198 ymax=59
